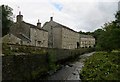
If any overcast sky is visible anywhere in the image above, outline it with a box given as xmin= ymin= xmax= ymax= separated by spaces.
xmin=0 ymin=0 xmax=119 ymax=32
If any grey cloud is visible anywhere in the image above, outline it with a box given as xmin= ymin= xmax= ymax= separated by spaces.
xmin=0 ymin=0 xmax=119 ymax=32
xmin=63 ymin=2 xmax=118 ymax=32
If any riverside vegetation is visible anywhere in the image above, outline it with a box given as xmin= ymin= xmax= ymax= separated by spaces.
xmin=80 ymin=11 xmax=120 ymax=80
xmin=80 ymin=51 xmax=120 ymax=80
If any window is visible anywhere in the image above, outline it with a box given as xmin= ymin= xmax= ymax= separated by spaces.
xmin=51 ymin=26 xmax=53 ymax=30
xmin=38 ymin=41 xmax=41 ymax=44
xmin=20 ymin=40 xmax=23 ymax=45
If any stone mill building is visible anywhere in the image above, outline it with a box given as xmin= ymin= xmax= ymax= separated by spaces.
xmin=2 ymin=12 xmax=48 ymax=47
xmin=43 ymin=17 xmax=79 ymax=49
xmin=79 ymin=34 xmax=95 ymax=48
xmin=2 ymin=12 xmax=95 ymax=49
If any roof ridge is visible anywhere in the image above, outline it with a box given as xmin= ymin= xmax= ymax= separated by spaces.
xmin=49 ymin=20 xmax=78 ymax=33
xmin=22 ymin=21 xmax=48 ymax=32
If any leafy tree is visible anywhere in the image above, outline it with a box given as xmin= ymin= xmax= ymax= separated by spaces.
xmin=115 ymin=11 xmax=120 ymax=28
xmin=96 ymin=11 xmax=120 ymax=51
xmin=79 ymin=31 xmax=93 ymax=35
xmin=93 ymin=29 xmax=104 ymax=43
xmin=1 ymin=5 xmax=13 ymax=36
xmin=79 ymin=31 xmax=87 ymax=34
xmin=115 ymin=11 xmax=120 ymax=21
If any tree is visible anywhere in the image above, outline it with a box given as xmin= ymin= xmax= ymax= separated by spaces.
xmin=115 ymin=11 xmax=120 ymax=21
xmin=97 ymin=22 xmax=114 ymax=51
xmin=79 ymin=31 xmax=87 ymax=34
xmin=96 ymin=11 xmax=120 ymax=51
xmin=93 ymin=29 xmax=104 ymax=40
xmin=1 ymin=5 xmax=13 ymax=36
xmin=79 ymin=31 xmax=93 ymax=35
xmin=115 ymin=11 xmax=120 ymax=28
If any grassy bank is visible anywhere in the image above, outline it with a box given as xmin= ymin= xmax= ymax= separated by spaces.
xmin=80 ymin=51 xmax=120 ymax=80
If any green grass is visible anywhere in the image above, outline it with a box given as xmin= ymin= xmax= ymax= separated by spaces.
xmin=80 ymin=51 xmax=120 ymax=80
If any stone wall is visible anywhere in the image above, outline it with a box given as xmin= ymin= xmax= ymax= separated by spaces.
xmin=43 ymin=21 xmax=58 ymax=48
xmin=2 ymin=34 xmax=21 ymax=44
xmin=61 ymin=27 xmax=79 ymax=49
xmin=10 ymin=22 xmax=30 ymax=39
xmin=79 ymin=34 xmax=95 ymax=48
xmin=2 ymin=44 xmax=94 ymax=80
xmin=30 ymin=27 xmax=48 ymax=47
xmin=53 ymin=27 xmax=62 ymax=48
xmin=2 ymin=54 xmax=48 ymax=80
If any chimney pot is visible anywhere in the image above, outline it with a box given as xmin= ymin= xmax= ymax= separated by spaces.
xmin=50 ymin=17 xmax=53 ymax=21
xmin=17 ymin=11 xmax=23 ymax=22
xmin=37 ymin=19 xmax=41 ymax=28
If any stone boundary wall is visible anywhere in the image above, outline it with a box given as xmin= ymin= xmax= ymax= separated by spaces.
xmin=2 ymin=54 xmax=48 ymax=80
xmin=2 ymin=44 xmax=94 ymax=80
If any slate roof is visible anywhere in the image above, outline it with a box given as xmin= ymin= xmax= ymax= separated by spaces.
xmin=23 ymin=21 xmax=48 ymax=32
xmin=18 ymin=33 xmax=31 ymax=42
xmin=79 ymin=34 xmax=94 ymax=38
xmin=43 ymin=20 xmax=78 ymax=33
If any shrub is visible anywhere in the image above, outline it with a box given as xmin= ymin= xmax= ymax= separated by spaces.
xmin=80 ymin=52 xmax=120 ymax=80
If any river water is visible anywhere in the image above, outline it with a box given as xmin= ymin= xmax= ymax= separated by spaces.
xmin=47 ymin=52 xmax=95 ymax=80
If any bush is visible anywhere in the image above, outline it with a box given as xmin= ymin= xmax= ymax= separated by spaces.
xmin=80 ymin=52 xmax=120 ymax=80
xmin=2 ymin=43 xmax=13 ymax=55
xmin=2 ymin=44 xmax=47 ymax=55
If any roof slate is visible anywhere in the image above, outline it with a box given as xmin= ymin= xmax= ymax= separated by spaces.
xmin=23 ymin=21 xmax=48 ymax=32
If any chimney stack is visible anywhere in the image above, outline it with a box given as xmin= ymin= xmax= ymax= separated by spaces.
xmin=37 ymin=19 xmax=41 ymax=28
xmin=50 ymin=17 xmax=53 ymax=21
xmin=17 ymin=11 xmax=23 ymax=22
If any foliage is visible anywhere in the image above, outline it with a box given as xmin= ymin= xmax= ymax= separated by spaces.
xmin=92 ymin=29 xmax=104 ymax=45
xmin=94 ymin=11 xmax=120 ymax=52
xmin=79 ymin=31 xmax=87 ymax=34
xmin=2 ymin=43 xmax=13 ymax=55
xmin=2 ymin=44 xmax=47 ymax=55
xmin=31 ymin=67 xmax=48 ymax=80
xmin=115 ymin=11 xmax=120 ymax=21
xmin=47 ymin=50 xmax=58 ymax=71
xmin=1 ymin=5 xmax=13 ymax=36
xmin=97 ymin=22 xmax=120 ymax=51
xmin=79 ymin=31 xmax=93 ymax=36
xmin=80 ymin=52 xmax=120 ymax=80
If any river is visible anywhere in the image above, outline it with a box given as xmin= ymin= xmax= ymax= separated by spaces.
xmin=47 ymin=52 xmax=95 ymax=80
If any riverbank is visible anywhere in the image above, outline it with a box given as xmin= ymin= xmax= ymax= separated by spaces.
xmin=80 ymin=51 xmax=120 ymax=80
xmin=2 ymin=44 xmax=95 ymax=80
xmin=47 ymin=52 xmax=95 ymax=80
